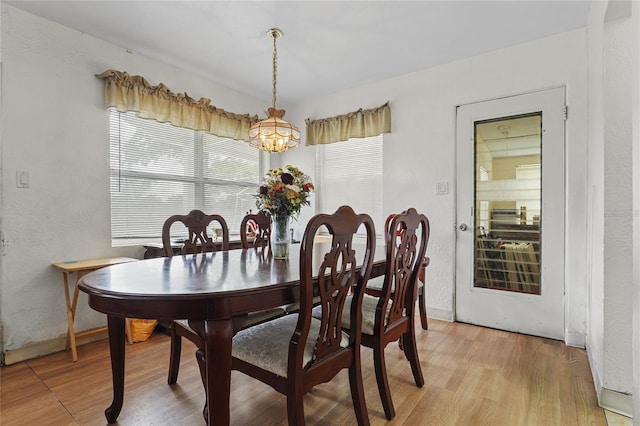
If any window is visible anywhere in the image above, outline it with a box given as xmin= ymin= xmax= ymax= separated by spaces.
xmin=316 ymin=135 xmax=383 ymax=235
xmin=109 ymin=110 xmax=266 ymax=245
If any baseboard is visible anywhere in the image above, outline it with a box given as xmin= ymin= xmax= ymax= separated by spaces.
xmin=3 ymin=332 xmax=107 ymax=365
xmin=586 ymin=342 xmax=634 ymax=419
xmin=600 ymin=387 xmax=634 ymax=419
xmin=565 ymin=330 xmax=586 ymax=348
xmin=427 ymin=307 xmax=454 ymax=322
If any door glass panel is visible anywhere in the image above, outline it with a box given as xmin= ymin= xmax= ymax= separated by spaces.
xmin=474 ymin=114 xmax=542 ymax=295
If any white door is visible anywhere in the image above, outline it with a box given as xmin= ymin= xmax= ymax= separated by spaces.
xmin=455 ymin=87 xmax=565 ymax=340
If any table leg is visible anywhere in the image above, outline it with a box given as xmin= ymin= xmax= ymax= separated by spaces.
xmin=61 ymin=272 xmax=79 ymax=362
xmin=105 ymin=315 xmax=126 ymax=424
xmin=204 ymin=318 xmax=233 ymax=426
xmin=71 ymin=271 xmax=85 ymax=315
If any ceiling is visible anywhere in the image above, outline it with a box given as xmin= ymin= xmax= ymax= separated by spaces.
xmin=5 ymin=1 xmax=591 ymax=106
xmin=477 ymin=115 xmax=541 ymax=159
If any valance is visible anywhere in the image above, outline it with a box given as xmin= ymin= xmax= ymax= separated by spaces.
xmin=96 ymin=69 xmax=259 ymax=141
xmin=305 ymin=101 xmax=391 ymax=146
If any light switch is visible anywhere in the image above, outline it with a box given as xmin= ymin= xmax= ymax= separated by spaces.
xmin=16 ymin=171 xmax=30 ymax=188
xmin=436 ymin=182 xmax=448 ymax=195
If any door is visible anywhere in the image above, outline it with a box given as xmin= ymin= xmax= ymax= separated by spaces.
xmin=455 ymin=87 xmax=565 ymax=340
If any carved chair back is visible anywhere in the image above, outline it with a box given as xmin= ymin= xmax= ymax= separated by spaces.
xmin=240 ymin=211 xmax=271 ymax=252
xmin=378 ymin=208 xmax=430 ymax=331
xmin=295 ymin=205 xmax=375 ymax=381
xmin=161 ymin=209 xmax=229 ymax=257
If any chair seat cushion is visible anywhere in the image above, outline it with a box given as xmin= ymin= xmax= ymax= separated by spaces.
xmin=366 ymin=275 xmax=424 ymax=293
xmin=232 ymin=314 xmax=348 ymax=377
xmin=312 ymin=293 xmax=392 ymax=336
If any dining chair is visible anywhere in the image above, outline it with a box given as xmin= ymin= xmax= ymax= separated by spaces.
xmin=164 ymin=210 xmax=285 ymax=387
xmin=347 ymin=208 xmax=430 ymax=420
xmin=240 ymin=210 xmax=271 ymax=252
xmin=163 ymin=209 xmax=229 ymax=385
xmin=162 ymin=209 xmax=230 ymax=257
xmin=231 ymin=205 xmax=376 ymax=425
xmin=365 ymin=215 xmax=430 ymax=330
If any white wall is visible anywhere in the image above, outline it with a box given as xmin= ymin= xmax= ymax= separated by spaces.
xmin=285 ymin=28 xmax=589 ymax=333
xmin=603 ymin=13 xmax=634 ymax=397
xmin=586 ymin=0 xmax=607 ymax=410
xmin=586 ymin=0 xmax=636 ymax=417
xmin=633 ymin=1 xmax=640 ymax=420
xmin=0 ymin=5 xmax=265 ymax=359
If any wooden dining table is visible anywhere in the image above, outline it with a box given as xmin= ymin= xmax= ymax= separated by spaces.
xmin=78 ymin=242 xmax=385 ymax=425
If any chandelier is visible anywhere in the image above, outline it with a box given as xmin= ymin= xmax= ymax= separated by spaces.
xmin=248 ymin=28 xmax=300 ymax=153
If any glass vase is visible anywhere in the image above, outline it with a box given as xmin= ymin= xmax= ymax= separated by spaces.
xmin=271 ymin=214 xmax=291 ymax=259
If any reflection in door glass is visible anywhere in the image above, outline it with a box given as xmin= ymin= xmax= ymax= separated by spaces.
xmin=474 ymin=114 xmax=542 ymax=295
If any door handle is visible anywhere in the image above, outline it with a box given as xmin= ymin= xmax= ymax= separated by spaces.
xmin=459 ymin=223 xmax=468 ymax=231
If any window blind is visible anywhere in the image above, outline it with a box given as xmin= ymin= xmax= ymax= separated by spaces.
xmin=110 ymin=110 xmax=265 ymax=245
xmin=316 ymin=135 xmax=383 ymax=235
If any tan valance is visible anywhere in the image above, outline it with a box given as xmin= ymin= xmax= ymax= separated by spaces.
xmin=96 ymin=69 xmax=259 ymax=141
xmin=305 ymin=101 xmax=391 ymax=146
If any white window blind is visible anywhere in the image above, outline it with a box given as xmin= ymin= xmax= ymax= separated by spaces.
xmin=316 ymin=135 xmax=383 ymax=235
xmin=110 ymin=110 xmax=265 ymax=245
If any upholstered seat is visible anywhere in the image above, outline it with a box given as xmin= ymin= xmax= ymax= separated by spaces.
xmin=314 ymin=293 xmax=393 ymax=336
xmin=366 ymin=274 xmax=424 ymax=292
xmin=233 ymin=314 xmax=349 ymax=377
xmin=365 ymin=255 xmax=429 ymax=330
xmin=342 ymin=294 xmax=393 ymax=335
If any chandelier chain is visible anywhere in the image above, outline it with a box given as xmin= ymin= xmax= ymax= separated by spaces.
xmin=272 ymin=33 xmax=278 ymax=109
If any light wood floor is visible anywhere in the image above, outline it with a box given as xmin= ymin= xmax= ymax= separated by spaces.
xmin=1 ymin=319 xmax=607 ymax=425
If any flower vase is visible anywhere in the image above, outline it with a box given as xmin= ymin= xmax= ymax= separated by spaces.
xmin=271 ymin=214 xmax=291 ymax=259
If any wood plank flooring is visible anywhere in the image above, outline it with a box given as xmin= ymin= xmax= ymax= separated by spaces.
xmin=1 ymin=319 xmax=607 ymax=425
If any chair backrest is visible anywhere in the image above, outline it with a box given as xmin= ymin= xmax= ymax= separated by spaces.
xmin=379 ymin=208 xmax=429 ymax=330
xmin=161 ymin=209 xmax=229 ymax=257
xmin=240 ymin=211 xmax=271 ymax=252
xmin=292 ymin=205 xmax=375 ymax=377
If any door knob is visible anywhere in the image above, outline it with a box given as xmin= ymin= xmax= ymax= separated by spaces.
xmin=459 ymin=223 xmax=468 ymax=231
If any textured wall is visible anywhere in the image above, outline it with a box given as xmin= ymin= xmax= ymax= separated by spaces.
xmin=603 ymin=15 xmax=634 ymax=395
xmin=1 ymin=4 xmax=595 ymax=362
xmin=0 ymin=5 xmax=265 ymax=354
xmin=586 ymin=0 xmax=607 ymax=402
xmin=286 ymin=28 xmax=589 ymax=332
xmin=632 ymin=1 xmax=640 ymax=419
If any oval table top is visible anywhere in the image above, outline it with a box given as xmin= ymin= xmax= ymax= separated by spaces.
xmin=80 ymin=243 xmax=385 ymax=299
